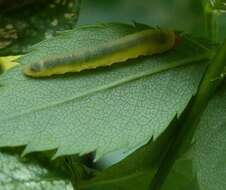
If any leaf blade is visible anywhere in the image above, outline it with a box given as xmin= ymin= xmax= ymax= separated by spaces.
xmin=0 ymin=23 xmax=211 ymax=160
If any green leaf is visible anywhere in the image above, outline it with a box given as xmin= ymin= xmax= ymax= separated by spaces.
xmin=0 ymin=150 xmax=73 ymax=190
xmin=79 ymin=116 xmax=200 ymax=190
xmin=0 ymin=0 xmax=81 ymax=56
xmin=149 ymin=40 xmax=226 ymax=190
xmin=79 ymin=117 xmax=179 ymax=190
xmin=86 ymin=108 xmax=200 ymax=190
xmin=191 ymin=82 xmax=226 ymax=190
xmin=80 ymin=140 xmax=155 ymax=190
xmin=0 ymin=23 xmax=211 ymax=160
xmin=161 ymin=157 xmax=200 ymax=190
xmin=161 ymin=81 xmax=226 ymax=190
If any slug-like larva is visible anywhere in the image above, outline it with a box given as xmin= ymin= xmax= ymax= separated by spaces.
xmin=23 ymin=29 xmax=176 ymax=77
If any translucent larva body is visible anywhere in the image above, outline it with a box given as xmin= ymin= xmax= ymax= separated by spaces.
xmin=23 ymin=29 xmax=176 ymax=77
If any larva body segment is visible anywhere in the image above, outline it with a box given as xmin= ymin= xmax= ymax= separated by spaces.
xmin=23 ymin=29 xmax=176 ymax=77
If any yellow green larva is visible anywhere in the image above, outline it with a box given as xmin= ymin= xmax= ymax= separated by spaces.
xmin=23 ymin=29 xmax=176 ymax=77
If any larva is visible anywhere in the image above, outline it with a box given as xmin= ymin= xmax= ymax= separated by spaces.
xmin=23 ymin=29 xmax=176 ymax=77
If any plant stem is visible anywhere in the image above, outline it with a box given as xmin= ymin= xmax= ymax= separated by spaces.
xmin=204 ymin=0 xmax=226 ymax=43
xmin=148 ymin=40 xmax=226 ymax=190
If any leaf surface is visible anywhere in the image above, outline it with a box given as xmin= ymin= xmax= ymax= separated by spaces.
xmin=159 ymin=82 xmax=226 ymax=190
xmin=79 ymin=116 xmax=179 ymax=190
xmin=79 ymin=117 xmax=200 ymax=190
xmin=161 ymin=156 xmax=200 ymax=190
xmin=191 ymin=82 xmax=226 ymax=190
xmin=0 ymin=23 xmax=211 ymax=160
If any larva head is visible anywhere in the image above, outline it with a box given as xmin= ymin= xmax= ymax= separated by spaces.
xmin=152 ymin=29 xmax=181 ymax=48
xmin=144 ymin=29 xmax=176 ymax=55
xmin=158 ymin=30 xmax=181 ymax=51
